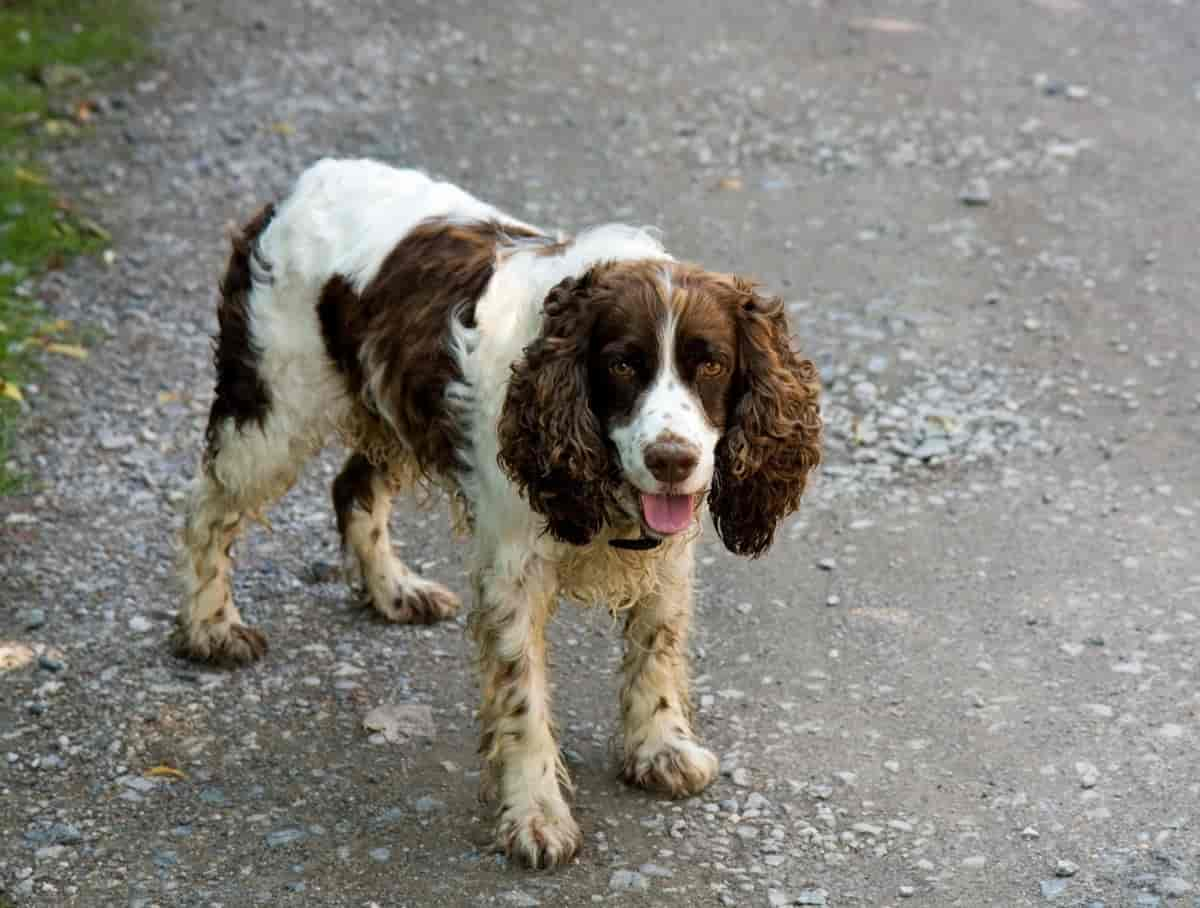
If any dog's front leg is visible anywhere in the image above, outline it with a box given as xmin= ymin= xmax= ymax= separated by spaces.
xmin=471 ymin=556 xmax=580 ymax=869
xmin=619 ymin=540 xmax=719 ymax=798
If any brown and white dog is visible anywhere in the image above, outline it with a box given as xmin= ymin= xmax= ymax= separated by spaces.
xmin=174 ymin=158 xmax=822 ymax=869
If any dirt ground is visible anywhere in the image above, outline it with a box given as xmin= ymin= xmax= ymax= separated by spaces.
xmin=2 ymin=1 xmax=1198 ymax=905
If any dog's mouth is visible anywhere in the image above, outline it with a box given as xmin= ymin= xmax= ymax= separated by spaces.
xmin=638 ymin=491 xmax=702 ymax=536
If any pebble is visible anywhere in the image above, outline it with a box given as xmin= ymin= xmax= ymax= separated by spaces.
xmin=98 ymin=430 xmax=136 ymax=451
xmin=731 ymin=767 xmax=752 ymax=787
xmin=795 ymin=889 xmax=829 ymax=906
xmin=960 ymin=177 xmax=992 ymax=206
xmin=963 ymin=855 xmax=987 ymax=869
xmin=265 ymin=828 xmax=307 ymax=848
xmin=37 ymin=655 xmax=65 ymax=672
xmin=414 ymin=795 xmax=447 ymax=814
xmin=22 ymin=608 xmax=47 ymax=630
xmin=1075 ymin=761 xmax=1100 ymax=789
xmin=609 ymin=869 xmax=649 ymax=892
xmin=1157 ymin=877 xmax=1191 ymax=896
xmin=1040 ymin=879 xmax=1069 ymax=899
xmin=128 ymin=615 xmax=152 ymax=633
xmin=501 ymin=891 xmax=541 ymax=907
xmin=1055 ymin=859 xmax=1079 ymax=877
xmin=817 ymin=558 xmax=837 ymax=572
xmin=368 ymin=847 xmax=391 ymax=863
xmin=899 ymin=886 xmax=915 ymax=899
xmin=639 ymin=863 xmax=674 ymax=878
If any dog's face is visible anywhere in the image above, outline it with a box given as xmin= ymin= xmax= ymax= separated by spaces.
xmin=498 ymin=260 xmax=822 ymax=556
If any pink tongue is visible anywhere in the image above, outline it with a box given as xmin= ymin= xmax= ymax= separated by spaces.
xmin=640 ymin=493 xmax=694 ymax=534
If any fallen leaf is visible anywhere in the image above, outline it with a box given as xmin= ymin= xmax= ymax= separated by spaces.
xmin=0 ymin=379 xmax=24 ymax=402
xmin=36 ymin=319 xmax=71 ymax=336
xmin=716 ymin=176 xmax=743 ymax=191
xmin=157 ymin=390 xmax=179 ymax=405
xmin=270 ymin=121 xmax=295 ymax=136
xmin=0 ymin=641 xmax=35 ymax=672
xmin=45 ymin=343 xmax=88 ymax=359
xmin=13 ymin=167 xmax=46 ymax=185
xmin=78 ymin=218 xmax=111 ymax=241
xmin=144 ymin=765 xmax=187 ymax=780
xmin=848 ymin=16 xmax=927 ymax=33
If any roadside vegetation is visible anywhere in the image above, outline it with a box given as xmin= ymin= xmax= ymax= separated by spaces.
xmin=0 ymin=0 xmax=151 ymax=492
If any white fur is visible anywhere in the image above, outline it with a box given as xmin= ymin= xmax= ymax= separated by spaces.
xmin=610 ymin=304 xmax=722 ymax=498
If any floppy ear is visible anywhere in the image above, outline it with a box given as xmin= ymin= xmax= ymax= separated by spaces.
xmin=497 ymin=273 xmax=615 ymax=546
xmin=709 ymin=279 xmax=822 ymax=557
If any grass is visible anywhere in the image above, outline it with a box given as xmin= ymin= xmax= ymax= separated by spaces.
xmin=0 ymin=0 xmax=151 ymax=492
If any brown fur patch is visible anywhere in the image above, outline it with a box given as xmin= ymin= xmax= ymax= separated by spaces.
xmin=318 ymin=218 xmax=549 ymax=478
xmin=331 ymin=452 xmax=377 ymax=543
xmin=204 ymin=203 xmax=277 ymax=466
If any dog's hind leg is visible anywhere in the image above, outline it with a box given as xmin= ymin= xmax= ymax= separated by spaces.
xmin=331 ymin=452 xmax=461 ymax=623
xmin=172 ymin=202 xmax=324 ymax=666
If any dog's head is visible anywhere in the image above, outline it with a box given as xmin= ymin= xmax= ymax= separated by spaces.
xmin=498 ymin=260 xmax=822 ymax=556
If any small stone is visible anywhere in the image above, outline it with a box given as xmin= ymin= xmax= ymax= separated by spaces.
xmin=960 ymin=177 xmax=992 ymax=206
xmin=639 ymin=863 xmax=674 ymax=878
xmin=128 ymin=615 xmax=152 ymax=633
xmin=198 ymin=787 xmax=226 ymax=805
xmin=1056 ymin=859 xmax=1079 ymax=877
xmin=98 ymin=430 xmax=136 ymax=451
xmin=37 ymin=655 xmax=65 ymax=672
xmin=48 ymin=823 xmax=81 ymax=845
xmin=817 ymin=558 xmax=836 ymax=572
xmin=500 ymin=891 xmax=541 ymax=907
xmin=609 ymin=869 xmax=649 ymax=892
xmin=23 ymin=608 xmax=47 ymax=630
xmin=414 ymin=795 xmax=447 ymax=814
xmin=963 ymin=854 xmax=987 ymax=869
xmin=363 ymin=703 xmax=435 ymax=742
xmin=899 ymin=886 xmax=915 ymax=898
xmin=265 ymin=828 xmax=307 ymax=848
xmin=1021 ymin=826 xmax=1040 ymax=839
xmin=866 ymin=354 xmax=889 ymax=374
xmin=1075 ymin=761 xmax=1100 ymax=789
xmin=913 ymin=438 xmax=951 ymax=460
xmin=1157 ymin=877 xmax=1191 ymax=897
xmin=731 ymin=767 xmax=752 ymax=787
xmin=825 ymin=595 xmax=841 ymax=607
xmin=1041 ymin=879 xmax=1069 ymax=899
xmin=744 ymin=793 xmax=770 ymax=812
xmin=368 ymin=847 xmax=391 ymax=863
xmin=796 ymin=889 xmax=829 ymax=906
xmin=832 ymin=771 xmax=857 ymax=787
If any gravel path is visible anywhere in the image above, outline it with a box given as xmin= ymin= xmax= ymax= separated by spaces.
xmin=3 ymin=1 xmax=1199 ymax=905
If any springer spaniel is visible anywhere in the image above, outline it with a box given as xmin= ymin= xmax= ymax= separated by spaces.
xmin=174 ymin=158 xmax=821 ymax=869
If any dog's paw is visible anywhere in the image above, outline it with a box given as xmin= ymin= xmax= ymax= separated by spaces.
xmin=496 ymin=803 xmax=581 ymax=870
xmin=368 ymin=576 xmax=461 ymax=625
xmin=622 ymin=733 xmax=718 ymax=799
xmin=171 ymin=617 xmax=267 ymax=667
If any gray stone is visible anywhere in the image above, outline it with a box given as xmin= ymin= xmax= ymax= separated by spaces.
xmin=265 ymin=828 xmax=307 ymax=848
xmin=414 ymin=795 xmax=447 ymax=814
xmin=362 ymin=703 xmax=435 ymax=741
xmin=960 ymin=177 xmax=992 ymax=206
xmin=796 ymin=889 xmax=829 ymax=906
xmin=1055 ymin=859 xmax=1079 ymax=877
xmin=22 ymin=608 xmax=46 ymax=630
xmin=609 ymin=869 xmax=649 ymax=892
xmin=1157 ymin=877 xmax=1191 ymax=897
xmin=500 ymin=891 xmax=541 ymax=907
xmin=1040 ymin=879 xmax=1069 ymax=899
xmin=639 ymin=863 xmax=674 ymax=878
xmin=368 ymin=847 xmax=391 ymax=863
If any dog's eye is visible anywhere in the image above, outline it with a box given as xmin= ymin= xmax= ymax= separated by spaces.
xmin=610 ymin=359 xmax=635 ymax=378
xmin=698 ymin=360 xmax=726 ymax=378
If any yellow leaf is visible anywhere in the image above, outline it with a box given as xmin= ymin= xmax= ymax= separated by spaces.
xmin=270 ymin=121 xmax=295 ymax=135
xmin=144 ymin=765 xmax=186 ymax=781
xmin=157 ymin=390 xmax=179 ymax=405
xmin=848 ymin=16 xmax=927 ymax=33
xmin=37 ymin=319 xmax=71 ymax=336
xmin=1 ymin=379 xmax=23 ymax=402
xmin=14 ymin=167 xmax=46 ymax=185
xmin=45 ymin=342 xmax=88 ymax=359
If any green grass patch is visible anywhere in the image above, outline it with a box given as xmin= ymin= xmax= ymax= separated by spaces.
xmin=0 ymin=0 xmax=151 ymax=491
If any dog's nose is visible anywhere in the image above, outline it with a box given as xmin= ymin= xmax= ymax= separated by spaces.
xmin=643 ymin=440 xmax=700 ymax=485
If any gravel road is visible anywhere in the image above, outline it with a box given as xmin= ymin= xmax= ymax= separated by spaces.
xmin=2 ymin=0 xmax=1199 ymax=905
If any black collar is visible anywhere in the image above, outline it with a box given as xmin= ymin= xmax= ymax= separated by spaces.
xmin=608 ymin=536 xmax=662 ymax=551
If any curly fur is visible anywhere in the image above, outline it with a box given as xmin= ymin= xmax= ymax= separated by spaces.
xmin=497 ymin=273 xmax=620 ymax=546
xmin=709 ymin=279 xmax=823 ymax=556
